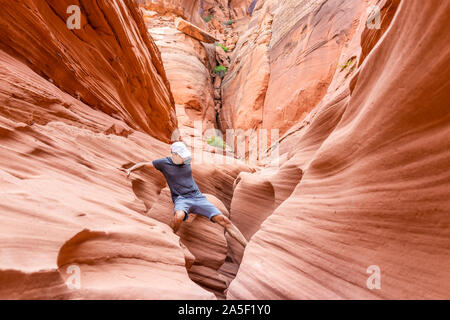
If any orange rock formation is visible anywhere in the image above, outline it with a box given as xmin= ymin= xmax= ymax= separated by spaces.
xmin=1 ymin=0 xmax=449 ymax=300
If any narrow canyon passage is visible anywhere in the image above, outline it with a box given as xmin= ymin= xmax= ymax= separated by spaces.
xmin=0 ymin=0 xmax=449 ymax=300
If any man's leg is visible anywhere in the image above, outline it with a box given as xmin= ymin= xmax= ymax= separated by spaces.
xmin=212 ymin=214 xmax=248 ymax=248
xmin=171 ymin=210 xmax=186 ymax=233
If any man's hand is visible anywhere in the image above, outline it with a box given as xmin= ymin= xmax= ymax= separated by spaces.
xmin=118 ymin=167 xmax=131 ymax=178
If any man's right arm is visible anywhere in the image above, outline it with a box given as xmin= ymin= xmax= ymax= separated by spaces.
xmin=128 ymin=161 xmax=153 ymax=172
xmin=118 ymin=161 xmax=154 ymax=178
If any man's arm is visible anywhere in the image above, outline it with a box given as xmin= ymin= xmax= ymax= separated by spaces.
xmin=118 ymin=161 xmax=153 ymax=178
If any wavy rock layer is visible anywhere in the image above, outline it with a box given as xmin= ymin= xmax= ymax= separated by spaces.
xmin=227 ymin=0 xmax=450 ymax=299
xmin=0 ymin=0 xmax=177 ymax=141
xmin=146 ymin=24 xmax=217 ymax=147
xmin=0 ymin=0 xmax=253 ymax=299
xmin=148 ymin=188 xmax=229 ymax=295
xmin=0 ymin=63 xmax=249 ymax=298
xmin=221 ymin=0 xmax=366 ymax=135
xmin=1 ymin=0 xmax=449 ymax=301
xmin=0 ymin=112 xmax=214 ymax=299
xmin=141 ymin=2 xmax=224 ymax=152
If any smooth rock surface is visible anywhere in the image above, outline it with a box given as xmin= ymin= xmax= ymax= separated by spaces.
xmin=0 ymin=0 xmax=177 ymax=141
xmin=227 ymin=0 xmax=450 ymax=299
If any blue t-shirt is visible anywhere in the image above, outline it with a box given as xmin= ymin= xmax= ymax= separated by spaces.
xmin=152 ymin=156 xmax=202 ymax=202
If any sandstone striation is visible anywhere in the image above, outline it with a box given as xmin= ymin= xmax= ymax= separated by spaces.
xmin=0 ymin=0 xmax=251 ymax=299
xmin=1 ymin=0 xmax=449 ymax=301
xmin=221 ymin=0 xmax=367 ymax=135
xmin=0 ymin=0 xmax=177 ymax=141
xmin=227 ymin=0 xmax=450 ymax=299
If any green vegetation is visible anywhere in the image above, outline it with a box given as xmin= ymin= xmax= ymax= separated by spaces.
xmin=216 ymin=43 xmax=229 ymax=52
xmin=213 ymin=65 xmax=227 ymax=76
xmin=339 ymin=56 xmax=357 ymax=71
xmin=224 ymin=19 xmax=234 ymax=25
xmin=206 ymin=136 xmax=227 ymax=149
xmin=203 ymin=15 xmax=213 ymax=23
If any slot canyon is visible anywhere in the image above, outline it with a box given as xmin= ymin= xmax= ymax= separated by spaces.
xmin=0 ymin=0 xmax=449 ymax=300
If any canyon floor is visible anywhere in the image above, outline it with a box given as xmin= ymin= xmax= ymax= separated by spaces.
xmin=0 ymin=0 xmax=449 ymax=299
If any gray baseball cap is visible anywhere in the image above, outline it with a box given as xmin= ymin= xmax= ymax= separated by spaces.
xmin=171 ymin=141 xmax=191 ymax=158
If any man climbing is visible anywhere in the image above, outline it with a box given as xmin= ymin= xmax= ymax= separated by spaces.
xmin=119 ymin=141 xmax=248 ymax=248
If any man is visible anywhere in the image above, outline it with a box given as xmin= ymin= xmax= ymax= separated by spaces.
xmin=119 ymin=141 xmax=248 ymax=248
